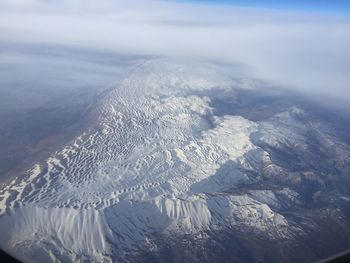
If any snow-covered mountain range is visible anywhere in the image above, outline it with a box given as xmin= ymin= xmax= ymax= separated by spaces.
xmin=1 ymin=60 xmax=350 ymax=262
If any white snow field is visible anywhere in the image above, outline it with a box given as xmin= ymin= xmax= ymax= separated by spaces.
xmin=0 ymin=60 xmax=299 ymax=262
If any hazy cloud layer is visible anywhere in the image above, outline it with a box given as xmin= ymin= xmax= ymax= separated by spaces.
xmin=0 ymin=0 xmax=349 ymax=100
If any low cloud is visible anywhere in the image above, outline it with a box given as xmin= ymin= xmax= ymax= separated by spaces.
xmin=0 ymin=0 xmax=349 ymax=100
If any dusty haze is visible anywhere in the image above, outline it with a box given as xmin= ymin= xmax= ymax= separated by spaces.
xmin=0 ymin=0 xmax=349 ymax=100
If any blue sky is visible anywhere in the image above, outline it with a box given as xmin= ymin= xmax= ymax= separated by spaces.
xmin=181 ymin=0 xmax=350 ymax=15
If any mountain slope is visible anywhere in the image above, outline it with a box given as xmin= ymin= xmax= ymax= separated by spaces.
xmin=1 ymin=60 xmax=350 ymax=262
